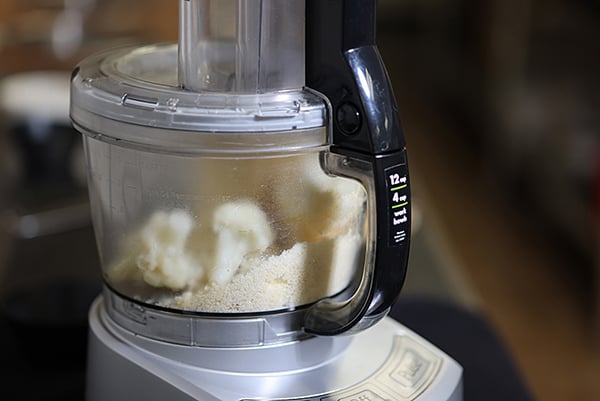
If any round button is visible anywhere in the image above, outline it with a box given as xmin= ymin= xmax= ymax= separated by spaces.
xmin=336 ymin=102 xmax=361 ymax=135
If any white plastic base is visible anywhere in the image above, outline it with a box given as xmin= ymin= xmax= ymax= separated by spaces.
xmin=86 ymin=296 xmax=463 ymax=401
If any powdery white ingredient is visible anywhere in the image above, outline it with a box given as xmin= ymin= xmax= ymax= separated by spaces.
xmin=161 ymin=234 xmax=362 ymax=312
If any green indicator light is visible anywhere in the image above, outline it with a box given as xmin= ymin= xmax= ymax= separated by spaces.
xmin=390 ymin=184 xmax=407 ymax=192
xmin=392 ymin=202 xmax=409 ymax=209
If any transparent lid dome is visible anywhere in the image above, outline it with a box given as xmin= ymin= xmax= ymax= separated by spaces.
xmin=70 ymin=0 xmax=327 ymax=154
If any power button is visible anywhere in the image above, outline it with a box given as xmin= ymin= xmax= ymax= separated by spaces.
xmin=336 ymin=102 xmax=361 ymax=135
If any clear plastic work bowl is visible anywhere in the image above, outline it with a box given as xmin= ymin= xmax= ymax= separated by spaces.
xmin=71 ymin=43 xmax=368 ymax=315
xmin=82 ymin=137 xmax=367 ymax=314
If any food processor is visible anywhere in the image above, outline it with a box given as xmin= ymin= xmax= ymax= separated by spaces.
xmin=70 ymin=1 xmax=463 ymax=400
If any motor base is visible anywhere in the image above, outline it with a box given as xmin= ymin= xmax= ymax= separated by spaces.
xmin=86 ymin=296 xmax=462 ymax=401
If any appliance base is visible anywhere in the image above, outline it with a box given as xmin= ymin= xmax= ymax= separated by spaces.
xmin=86 ymin=296 xmax=462 ymax=401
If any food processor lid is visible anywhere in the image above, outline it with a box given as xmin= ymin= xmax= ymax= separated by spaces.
xmin=70 ymin=0 xmax=327 ymax=152
xmin=70 ymin=44 xmax=326 ymax=131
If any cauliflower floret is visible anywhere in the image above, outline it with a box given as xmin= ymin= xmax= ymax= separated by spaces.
xmin=109 ymin=210 xmax=202 ymax=291
xmin=209 ymin=200 xmax=274 ymax=284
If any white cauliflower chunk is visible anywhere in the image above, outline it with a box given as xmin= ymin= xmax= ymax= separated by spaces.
xmin=134 ymin=210 xmax=200 ymax=290
xmin=209 ymin=200 xmax=274 ymax=285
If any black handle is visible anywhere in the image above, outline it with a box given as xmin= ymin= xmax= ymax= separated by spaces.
xmin=304 ymin=0 xmax=410 ymax=335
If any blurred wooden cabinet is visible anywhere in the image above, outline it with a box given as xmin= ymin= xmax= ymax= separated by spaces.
xmin=0 ymin=0 xmax=177 ymax=75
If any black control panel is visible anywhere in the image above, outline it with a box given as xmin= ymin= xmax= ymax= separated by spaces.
xmin=385 ymin=164 xmax=409 ymax=246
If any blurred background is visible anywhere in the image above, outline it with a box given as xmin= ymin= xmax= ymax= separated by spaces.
xmin=0 ymin=0 xmax=598 ymax=400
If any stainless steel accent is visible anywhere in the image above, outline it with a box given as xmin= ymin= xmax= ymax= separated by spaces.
xmin=87 ymin=297 xmax=463 ymax=401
